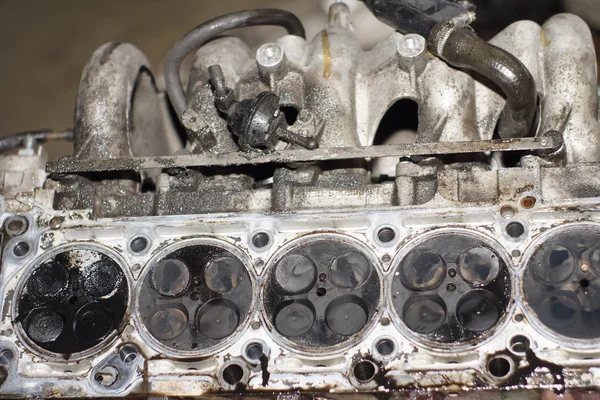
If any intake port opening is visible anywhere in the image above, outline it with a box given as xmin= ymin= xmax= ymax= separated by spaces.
xmin=371 ymin=98 xmax=419 ymax=182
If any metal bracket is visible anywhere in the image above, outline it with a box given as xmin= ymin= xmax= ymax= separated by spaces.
xmin=46 ymin=137 xmax=557 ymax=174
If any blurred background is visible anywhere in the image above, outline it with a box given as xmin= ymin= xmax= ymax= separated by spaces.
xmin=0 ymin=0 xmax=598 ymax=160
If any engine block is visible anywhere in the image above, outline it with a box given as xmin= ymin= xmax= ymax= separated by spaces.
xmin=1 ymin=1 xmax=600 ymax=398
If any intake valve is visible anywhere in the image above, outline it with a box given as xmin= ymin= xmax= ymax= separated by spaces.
xmin=208 ymin=64 xmax=317 ymax=151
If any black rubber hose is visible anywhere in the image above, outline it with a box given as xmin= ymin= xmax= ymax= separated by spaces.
xmin=431 ymin=27 xmax=537 ymax=138
xmin=165 ymin=9 xmax=306 ymax=119
xmin=0 ymin=129 xmax=74 ymax=154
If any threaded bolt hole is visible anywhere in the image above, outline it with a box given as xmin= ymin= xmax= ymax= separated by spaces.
xmin=353 ymin=360 xmax=376 ymax=382
xmin=222 ymin=364 xmax=244 ymax=386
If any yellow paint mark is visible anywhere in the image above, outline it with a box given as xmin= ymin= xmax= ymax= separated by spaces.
xmin=321 ymin=31 xmax=332 ymax=78
xmin=540 ymin=29 xmax=551 ymax=47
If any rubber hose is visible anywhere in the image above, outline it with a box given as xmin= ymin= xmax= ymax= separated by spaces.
xmin=433 ymin=27 xmax=537 ymax=138
xmin=165 ymin=9 xmax=305 ymax=119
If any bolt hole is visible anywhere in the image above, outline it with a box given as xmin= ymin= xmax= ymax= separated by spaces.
xmin=13 ymin=242 xmax=29 ymax=257
xmin=514 ymin=313 xmax=524 ymax=322
xmin=222 ymin=364 xmax=244 ymax=386
xmin=581 ymin=279 xmax=590 ymax=288
xmin=319 ymin=273 xmax=327 ymax=282
xmin=376 ymin=339 xmax=395 ymax=356
xmin=521 ymin=196 xmax=537 ymax=209
xmin=0 ymin=349 xmax=14 ymax=365
xmin=511 ymin=249 xmax=521 ymax=257
xmin=316 ymin=287 xmax=327 ymax=297
xmin=94 ymin=366 xmax=119 ymax=387
xmin=500 ymin=206 xmax=516 ymax=219
xmin=446 ymin=283 xmax=456 ymax=292
xmin=251 ymin=232 xmax=270 ymax=249
xmin=245 ymin=343 xmax=264 ymax=360
xmin=377 ymin=227 xmax=396 ymax=243
xmin=190 ymin=292 xmax=201 ymax=301
xmin=130 ymin=236 xmax=148 ymax=253
xmin=488 ymin=356 xmax=512 ymax=378
xmin=353 ymin=360 xmax=376 ymax=382
xmin=506 ymin=222 xmax=525 ymax=238
xmin=510 ymin=335 xmax=530 ymax=354
xmin=119 ymin=344 xmax=138 ymax=363
xmin=7 ymin=219 xmax=24 ymax=234
xmin=69 ymin=296 xmax=78 ymax=304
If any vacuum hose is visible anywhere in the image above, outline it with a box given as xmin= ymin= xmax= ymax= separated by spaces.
xmin=165 ymin=9 xmax=305 ymax=120
xmin=361 ymin=0 xmax=537 ymax=138
xmin=429 ymin=26 xmax=537 ymax=138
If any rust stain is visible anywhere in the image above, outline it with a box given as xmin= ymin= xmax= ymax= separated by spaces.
xmin=540 ymin=29 xmax=551 ymax=47
xmin=321 ymin=31 xmax=332 ymax=78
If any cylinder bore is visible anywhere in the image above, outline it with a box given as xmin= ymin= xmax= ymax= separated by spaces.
xmin=391 ymin=232 xmax=511 ymax=344
xmin=523 ymin=226 xmax=600 ymax=339
xmin=263 ymin=236 xmax=381 ymax=349
xmin=138 ymin=242 xmax=252 ymax=352
xmin=17 ymin=247 xmax=129 ymax=354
